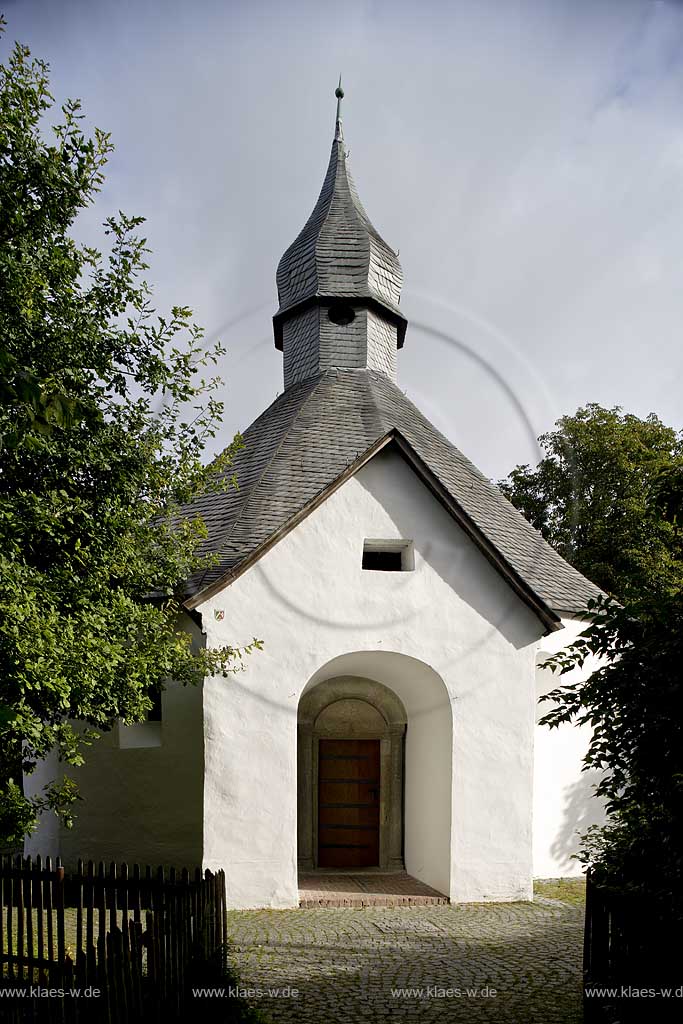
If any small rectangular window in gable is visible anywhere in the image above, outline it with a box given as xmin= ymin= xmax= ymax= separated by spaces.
xmin=362 ymin=540 xmax=414 ymax=571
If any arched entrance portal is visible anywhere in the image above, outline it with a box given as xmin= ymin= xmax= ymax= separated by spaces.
xmin=298 ymin=677 xmax=407 ymax=870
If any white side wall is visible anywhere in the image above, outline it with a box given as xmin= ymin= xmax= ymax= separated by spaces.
xmin=24 ymin=612 xmax=205 ymax=870
xmin=533 ymin=617 xmax=606 ymax=878
xmin=403 ymin=677 xmax=451 ymax=895
xmin=24 ymin=747 xmax=61 ymax=860
xmin=199 ymin=448 xmax=544 ymax=908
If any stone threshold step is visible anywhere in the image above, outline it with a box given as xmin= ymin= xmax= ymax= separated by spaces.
xmin=299 ymin=894 xmax=449 ymax=908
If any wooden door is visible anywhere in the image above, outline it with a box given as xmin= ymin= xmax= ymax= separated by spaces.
xmin=318 ymin=739 xmax=380 ymax=868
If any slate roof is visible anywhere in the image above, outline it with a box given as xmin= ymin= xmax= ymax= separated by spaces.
xmin=181 ymin=88 xmax=602 ymax=622
xmin=274 ymin=113 xmax=405 ymax=335
xmin=182 ymin=366 xmax=602 ymax=620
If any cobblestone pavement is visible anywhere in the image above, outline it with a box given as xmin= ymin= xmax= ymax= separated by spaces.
xmin=224 ymin=898 xmax=584 ymax=1023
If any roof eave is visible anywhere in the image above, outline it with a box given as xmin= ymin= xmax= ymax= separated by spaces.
xmin=183 ymin=429 xmax=562 ymax=633
xmin=387 ymin=433 xmax=563 ymax=634
xmin=182 ymin=430 xmax=398 ymax=610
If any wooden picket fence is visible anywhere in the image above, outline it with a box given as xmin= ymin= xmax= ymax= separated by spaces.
xmin=0 ymin=854 xmax=227 ymax=1023
xmin=583 ymin=868 xmax=682 ymax=1023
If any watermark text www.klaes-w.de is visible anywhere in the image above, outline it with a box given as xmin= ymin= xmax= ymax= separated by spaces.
xmin=0 ymin=986 xmax=101 ymax=1000
xmin=585 ymin=985 xmax=683 ymax=1000
xmin=391 ymin=985 xmax=497 ymax=999
xmin=192 ymin=985 xmax=299 ymax=999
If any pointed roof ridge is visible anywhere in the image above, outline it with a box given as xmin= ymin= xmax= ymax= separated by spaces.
xmin=274 ymin=83 xmax=405 ymax=339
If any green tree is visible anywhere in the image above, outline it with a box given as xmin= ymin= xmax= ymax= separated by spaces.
xmin=507 ymin=405 xmax=683 ymax=905
xmin=0 ymin=23 xmax=259 ymax=846
xmin=499 ymin=403 xmax=683 ymax=602
xmin=540 ymin=498 xmax=682 ymax=905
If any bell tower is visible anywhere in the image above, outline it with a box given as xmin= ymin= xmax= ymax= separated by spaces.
xmin=273 ymin=81 xmax=407 ymax=389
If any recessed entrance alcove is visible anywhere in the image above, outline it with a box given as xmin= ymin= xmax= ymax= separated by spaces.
xmin=297 ymin=676 xmax=407 ymax=871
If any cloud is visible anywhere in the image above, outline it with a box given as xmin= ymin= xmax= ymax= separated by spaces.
xmin=6 ymin=0 xmax=683 ymax=478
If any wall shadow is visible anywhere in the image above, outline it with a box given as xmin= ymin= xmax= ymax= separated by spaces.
xmin=550 ymin=770 xmax=605 ymax=873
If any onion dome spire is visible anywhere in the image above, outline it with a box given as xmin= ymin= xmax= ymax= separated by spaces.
xmin=335 ymin=75 xmax=344 ymax=141
xmin=273 ymin=81 xmax=407 ymax=389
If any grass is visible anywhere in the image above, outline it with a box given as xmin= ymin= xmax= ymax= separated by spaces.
xmin=534 ymin=877 xmax=586 ymax=907
xmin=1 ymin=906 xmax=136 ymax=962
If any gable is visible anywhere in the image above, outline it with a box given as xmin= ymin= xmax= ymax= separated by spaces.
xmin=180 ymin=367 xmax=602 ymax=622
xmin=198 ymin=446 xmax=546 ymax=651
xmin=350 ymin=449 xmax=552 ymax=644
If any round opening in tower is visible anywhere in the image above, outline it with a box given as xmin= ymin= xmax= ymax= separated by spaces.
xmin=327 ymin=303 xmax=356 ymax=326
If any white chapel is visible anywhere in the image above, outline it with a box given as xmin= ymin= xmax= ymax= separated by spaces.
xmin=27 ymin=86 xmax=605 ymax=909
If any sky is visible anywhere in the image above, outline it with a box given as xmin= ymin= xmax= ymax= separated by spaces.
xmin=4 ymin=0 xmax=683 ymax=479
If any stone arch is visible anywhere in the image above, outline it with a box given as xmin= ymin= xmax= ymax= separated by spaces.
xmin=298 ymin=676 xmax=407 ymax=870
xmin=298 ymin=675 xmax=407 ymax=728
xmin=298 ymin=651 xmax=452 ymax=896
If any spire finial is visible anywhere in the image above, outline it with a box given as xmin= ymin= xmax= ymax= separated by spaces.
xmin=334 ymin=75 xmax=344 ymax=141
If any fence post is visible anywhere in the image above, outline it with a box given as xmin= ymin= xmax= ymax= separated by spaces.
xmin=44 ymin=856 xmax=54 ymax=982
xmin=55 ymin=859 xmax=66 ymax=987
xmin=221 ymin=869 xmax=228 ymax=950
xmin=15 ymin=855 xmax=24 ymax=981
xmin=0 ymin=857 xmax=4 ymax=983
xmin=75 ymin=858 xmax=83 ymax=964
xmin=4 ymin=855 xmax=14 ymax=980
xmin=24 ymin=855 xmax=33 ymax=984
xmin=583 ymin=868 xmax=592 ymax=981
xmin=85 ymin=861 xmax=96 ymax=984
xmin=35 ymin=854 xmax=45 ymax=985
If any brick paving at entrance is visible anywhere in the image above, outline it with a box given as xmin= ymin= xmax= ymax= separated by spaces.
xmin=224 ymin=895 xmax=584 ymax=1023
xmin=299 ymin=871 xmax=449 ymax=907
